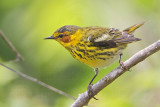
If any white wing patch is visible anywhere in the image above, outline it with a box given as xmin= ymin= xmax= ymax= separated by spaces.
xmin=94 ymin=34 xmax=110 ymax=42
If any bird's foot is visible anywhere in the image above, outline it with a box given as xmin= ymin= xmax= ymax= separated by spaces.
xmin=87 ymin=84 xmax=98 ymax=100
xmin=120 ymin=60 xmax=129 ymax=71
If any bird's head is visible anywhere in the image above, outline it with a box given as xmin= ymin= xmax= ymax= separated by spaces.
xmin=45 ymin=25 xmax=81 ymax=45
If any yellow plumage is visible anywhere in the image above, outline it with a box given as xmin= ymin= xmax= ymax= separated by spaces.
xmin=49 ymin=23 xmax=143 ymax=68
xmin=45 ymin=23 xmax=144 ymax=98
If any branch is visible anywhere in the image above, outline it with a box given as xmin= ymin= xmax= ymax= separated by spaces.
xmin=0 ymin=63 xmax=76 ymax=100
xmin=0 ymin=31 xmax=76 ymax=100
xmin=71 ymin=40 xmax=160 ymax=107
xmin=0 ymin=30 xmax=23 ymax=61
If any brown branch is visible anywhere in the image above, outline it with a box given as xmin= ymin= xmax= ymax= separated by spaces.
xmin=71 ymin=40 xmax=160 ymax=107
xmin=0 ymin=62 xmax=76 ymax=100
xmin=0 ymin=31 xmax=76 ymax=100
xmin=0 ymin=30 xmax=23 ymax=61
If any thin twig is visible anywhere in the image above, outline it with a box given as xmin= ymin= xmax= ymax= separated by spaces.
xmin=0 ymin=63 xmax=76 ymax=100
xmin=71 ymin=40 xmax=160 ymax=107
xmin=0 ymin=30 xmax=23 ymax=61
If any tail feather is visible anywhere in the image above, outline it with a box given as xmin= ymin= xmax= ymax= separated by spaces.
xmin=123 ymin=22 xmax=145 ymax=34
xmin=113 ymin=22 xmax=145 ymax=44
xmin=114 ymin=36 xmax=141 ymax=43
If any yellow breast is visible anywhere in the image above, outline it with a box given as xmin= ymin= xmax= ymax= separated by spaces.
xmin=69 ymin=43 xmax=127 ymax=68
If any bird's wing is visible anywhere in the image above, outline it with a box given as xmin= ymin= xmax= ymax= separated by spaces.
xmin=85 ymin=27 xmax=141 ymax=48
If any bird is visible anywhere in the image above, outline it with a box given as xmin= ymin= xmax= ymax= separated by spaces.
xmin=45 ymin=22 xmax=144 ymax=99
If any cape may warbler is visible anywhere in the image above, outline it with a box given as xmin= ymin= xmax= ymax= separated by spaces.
xmin=45 ymin=23 xmax=143 ymax=98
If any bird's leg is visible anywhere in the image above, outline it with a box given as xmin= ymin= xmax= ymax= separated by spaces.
xmin=119 ymin=53 xmax=129 ymax=71
xmin=87 ymin=68 xmax=99 ymax=100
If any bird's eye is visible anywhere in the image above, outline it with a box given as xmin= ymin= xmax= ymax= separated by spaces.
xmin=58 ymin=34 xmax=64 ymax=38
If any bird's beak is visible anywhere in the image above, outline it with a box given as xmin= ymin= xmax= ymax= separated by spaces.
xmin=44 ymin=35 xmax=56 ymax=39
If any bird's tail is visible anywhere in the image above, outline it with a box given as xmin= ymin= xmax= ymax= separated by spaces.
xmin=123 ymin=22 xmax=145 ymax=34
xmin=114 ymin=22 xmax=144 ymax=44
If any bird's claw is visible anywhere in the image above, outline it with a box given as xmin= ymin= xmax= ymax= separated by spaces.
xmin=87 ymin=84 xmax=98 ymax=100
xmin=120 ymin=60 xmax=129 ymax=71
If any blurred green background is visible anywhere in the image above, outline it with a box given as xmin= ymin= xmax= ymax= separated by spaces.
xmin=0 ymin=0 xmax=160 ymax=107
